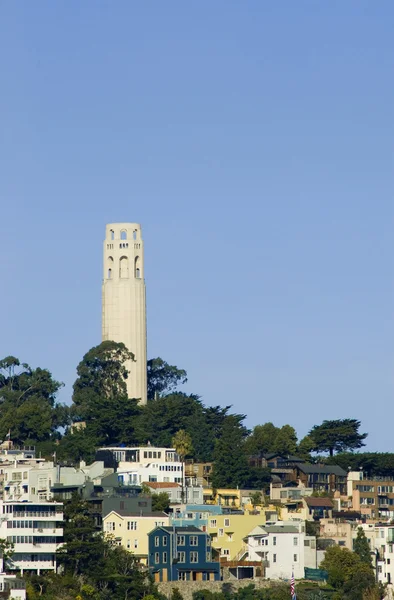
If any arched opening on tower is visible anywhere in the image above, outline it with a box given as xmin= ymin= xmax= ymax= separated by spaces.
xmin=120 ymin=256 xmax=129 ymax=279
xmin=133 ymin=230 xmax=137 ymax=241
xmin=135 ymin=256 xmax=141 ymax=278
xmin=110 ymin=229 xmax=115 ymax=240
xmin=121 ymin=230 xmax=127 ymax=240
xmin=107 ymin=268 xmax=112 ymax=279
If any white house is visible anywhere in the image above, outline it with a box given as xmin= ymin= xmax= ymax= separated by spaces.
xmin=0 ymin=501 xmax=64 ymax=574
xmin=99 ymin=447 xmax=184 ymax=486
xmin=245 ymin=521 xmax=316 ymax=580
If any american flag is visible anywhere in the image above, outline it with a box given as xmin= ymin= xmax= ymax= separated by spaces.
xmin=290 ymin=572 xmax=296 ymax=600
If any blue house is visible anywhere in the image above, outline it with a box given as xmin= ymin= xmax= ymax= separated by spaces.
xmin=148 ymin=525 xmax=221 ymax=582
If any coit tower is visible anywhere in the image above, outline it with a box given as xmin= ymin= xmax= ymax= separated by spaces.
xmin=102 ymin=223 xmax=147 ymax=405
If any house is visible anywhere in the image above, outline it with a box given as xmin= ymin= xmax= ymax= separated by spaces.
xmin=143 ymin=482 xmax=204 ymax=505
xmin=185 ymin=461 xmax=213 ymax=488
xmin=148 ymin=526 xmax=220 ymax=582
xmin=207 ymin=512 xmax=271 ymax=561
xmin=97 ymin=446 xmax=184 ymax=486
xmin=0 ymin=501 xmax=63 ymax=575
xmin=296 ymin=465 xmax=347 ymax=495
xmin=303 ymin=497 xmax=333 ymax=521
xmin=244 ymin=521 xmax=316 ymax=580
xmin=103 ymin=510 xmax=169 ymax=564
xmin=171 ymin=504 xmax=223 ymax=530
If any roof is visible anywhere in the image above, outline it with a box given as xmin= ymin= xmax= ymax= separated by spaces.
xmin=104 ymin=510 xmax=169 ymax=519
xmin=264 ymin=525 xmax=299 ymax=533
xmin=143 ymin=481 xmax=180 ymax=489
xmin=305 ymin=497 xmax=334 ymax=508
xmin=158 ymin=526 xmax=206 ymax=534
xmin=297 ymin=464 xmax=347 ymax=476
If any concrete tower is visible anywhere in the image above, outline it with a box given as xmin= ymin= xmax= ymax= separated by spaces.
xmin=102 ymin=223 xmax=147 ymax=404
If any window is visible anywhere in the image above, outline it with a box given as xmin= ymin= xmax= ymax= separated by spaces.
xmin=105 ymin=522 xmax=115 ymax=532
xmin=178 ymin=572 xmax=188 ymax=580
xmin=133 ymin=230 xmax=137 ymax=241
xmin=190 ymin=551 xmax=199 ymax=563
xmin=224 ymin=518 xmax=230 ymax=527
xmin=294 ymin=554 xmax=298 ymax=562
xmin=218 ymin=529 xmax=224 ymax=537
xmin=127 ymin=521 xmax=137 ymax=530
xmin=207 ymin=551 xmax=211 ymax=561
xmin=227 ymin=533 xmax=233 ymax=542
xmin=293 ymin=537 xmax=298 ymax=546
xmin=339 ymin=541 xmax=346 ymax=546
xmin=110 ymin=229 xmax=114 ymax=240
xmin=177 ymin=535 xmax=185 ymax=546
xmin=121 ymin=230 xmax=127 ymax=240
xmin=273 ymin=536 xmax=277 ymax=546
xmin=221 ymin=549 xmax=230 ymax=556
xmin=190 ymin=536 xmax=198 ymax=546
xmin=163 ymin=551 xmax=167 ymax=562
xmin=273 ymin=554 xmax=277 ymax=563
xmin=163 ymin=536 xmax=168 ymax=546
xmin=155 ymin=552 xmax=160 ymax=564
xmin=177 ymin=551 xmax=186 ymax=563
xmin=155 ymin=536 xmax=160 ymax=547
xmin=134 ymin=539 xmax=138 ymax=549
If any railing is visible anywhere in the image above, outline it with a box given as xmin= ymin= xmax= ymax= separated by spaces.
xmin=234 ymin=544 xmax=248 ymax=561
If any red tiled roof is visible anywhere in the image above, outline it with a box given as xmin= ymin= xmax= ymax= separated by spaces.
xmin=305 ymin=497 xmax=333 ymax=508
xmin=143 ymin=481 xmax=180 ymax=489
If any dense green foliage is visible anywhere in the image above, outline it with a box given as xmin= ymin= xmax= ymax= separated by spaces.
xmin=0 ymin=356 xmax=68 ymax=445
xmin=319 ymin=545 xmax=377 ymax=600
xmin=147 ymin=357 xmax=187 ymax=400
xmin=330 ymin=452 xmax=394 ymax=477
xmin=353 ymin=527 xmax=373 ymax=566
xmin=308 ymin=419 xmax=367 ymax=457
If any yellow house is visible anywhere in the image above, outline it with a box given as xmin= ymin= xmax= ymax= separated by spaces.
xmin=203 ymin=488 xmax=245 ymax=508
xmin=103 ymin=510 xmax=169 ymax=564
xmin=207 ymin=512 xmax=270 ymax=561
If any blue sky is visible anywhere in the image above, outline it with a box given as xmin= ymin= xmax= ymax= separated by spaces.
xmin=1 ymin=1 xmax=393 ymax=450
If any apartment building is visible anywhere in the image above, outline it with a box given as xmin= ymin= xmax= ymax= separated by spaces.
xmin=374 ymin=524 xmax=394 ymax=584
xmin=0 ymin=501 xmax=63 ymax=574
xmin=348 ymin=471 xmax=394 ymax=520
xmin=185 ymin=461 xmax=213 ymax=487
xmin=103 ymin=510 xmax=169 ymax=564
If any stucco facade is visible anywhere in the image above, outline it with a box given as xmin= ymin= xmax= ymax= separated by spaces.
xmin=102 ymin=223 xmax=147 ymax=404
xmin=103 ymin=510 xmax=169 ymax=564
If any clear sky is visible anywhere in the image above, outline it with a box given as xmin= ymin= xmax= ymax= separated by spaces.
xmin=1 ymin=1 xmax=393 ymax=451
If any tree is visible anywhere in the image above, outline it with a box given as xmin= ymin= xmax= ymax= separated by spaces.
xmin=308 ymin=419 xmax=367 ymax=457
xmin=212 ymin=416 xmax=249 ymax=489
xmin=244 ymin=423 xmax=279 ymax=455
xmin=147 ymin=357 xmax=187 ymax=400
xmin=151 ymin=492 xmax=171 ymax=513
xmin=272 ymin=425 xmax=298 ymax=456
xmin=70 ymin=342 xmax=141 ymax=448
xmin=297 ymin=435 xmax=315 ymax=461
xmin=172 ymin=429 xmax=194 ymax=501
xmin=319 ymin=545 xmax=374 ymax=593
xmin=0 ymin=355 xmax=67 ymax=444
xmin=353 ymin=527 xmax=372 ymax=566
